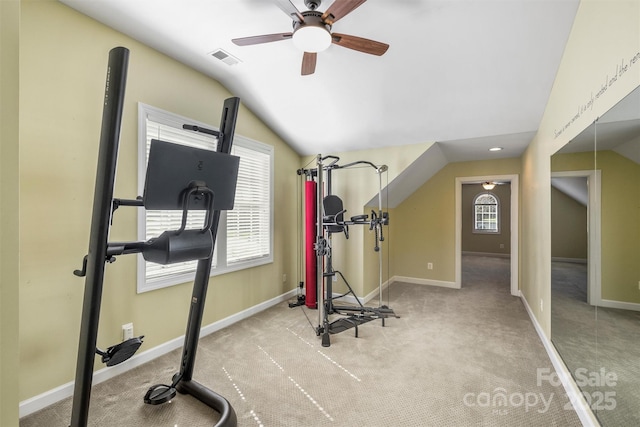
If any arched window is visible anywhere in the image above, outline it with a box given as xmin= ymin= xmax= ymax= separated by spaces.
xmin=473 ymin=192 xmax=500 ymax=233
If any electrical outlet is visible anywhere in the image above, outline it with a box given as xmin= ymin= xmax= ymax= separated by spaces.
xmin=333 ymin=274 xmax=337 ymax=282
xmin=282 ymin=273 xmax=286 ymax=283
xmin=427 ymin=263 xmax=433 ymax=270
xmin=122 ymin=323 xmax=134 ymax=341
xmin=540 ymin=299 xmax=543 ymax=312
xmin=499 ymin=243 xmax=505 ymax=249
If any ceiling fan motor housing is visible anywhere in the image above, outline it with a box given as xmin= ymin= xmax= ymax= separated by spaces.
xmin=293 ymin=10 xmax=331 ymax=31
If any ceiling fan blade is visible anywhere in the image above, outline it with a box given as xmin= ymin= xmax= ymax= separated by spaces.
xmin=232 ymin=33 xmax=293 ymax=46
xmin=321 ymin=0 xmax=367 ymax=25
xmin=301 ymin=52 xmax=317 ymax=76
xmin=274 ymin=0 xmax=305 ymax=22
xmin=331 ymin=33 xmax=389 ymax=56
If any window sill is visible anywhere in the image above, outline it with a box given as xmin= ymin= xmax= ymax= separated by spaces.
xmin=137 ymin=256 xmax=274 ymax=293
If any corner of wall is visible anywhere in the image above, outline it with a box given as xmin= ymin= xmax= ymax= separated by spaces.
xmin=1 ymin=0 xmax=21 ymax=425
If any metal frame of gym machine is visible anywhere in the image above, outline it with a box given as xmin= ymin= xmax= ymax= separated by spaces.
xmin=304 ymin=154 xmax=397 ymax=348
xmin=69 ymin=47 xmax=238 ymax=427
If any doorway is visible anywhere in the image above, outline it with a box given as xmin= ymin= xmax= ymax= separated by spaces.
xmin=455 ymin=174 xmax=519 ymax=296
xmin=551 ymin=170 xmax=601 ymax=306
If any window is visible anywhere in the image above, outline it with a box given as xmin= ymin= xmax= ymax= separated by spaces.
xmin=473 ymin=192 xmax=500 ymax=233
xmin=137 ymin=103 xmax=273 ymax=293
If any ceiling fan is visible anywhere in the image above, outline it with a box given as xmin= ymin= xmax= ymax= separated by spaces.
xmin=481 ymin=181 xmax=508 ymax=190
xmin=231 ymin=0 xmax=389 ymax=75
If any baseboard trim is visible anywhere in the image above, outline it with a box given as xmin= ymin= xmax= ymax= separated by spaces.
xmin=599 ymin=298 xmax=640 ymax=312
xmin=19 ymin=288 xmax=297 ymax=418
xmin=519 ymin=292 xmax=599 ymax=427
xmin=551 ymin=257 xmax=587 ymax=264
xmin=462 ymin=251 xmax=511 ymax=259
xmin=391 ymin=275 xmax=459 ymax=289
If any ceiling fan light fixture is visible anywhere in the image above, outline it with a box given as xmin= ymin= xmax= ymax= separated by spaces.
xmin=482 ymin=182 xmax=496 ymax=190
xmin=293 ymin=25 xmax=332 ymax=52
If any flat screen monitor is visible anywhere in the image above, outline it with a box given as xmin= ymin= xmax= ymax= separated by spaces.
xmin=143 ymin=139 xmax=240 ymax=211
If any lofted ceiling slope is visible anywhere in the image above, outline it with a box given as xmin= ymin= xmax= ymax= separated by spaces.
xmin=59 ymin=0 xmax=579 ymax=161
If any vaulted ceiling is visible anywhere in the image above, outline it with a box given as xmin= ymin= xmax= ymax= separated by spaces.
xmin=60 ymin=0 xmax=580 ymax=161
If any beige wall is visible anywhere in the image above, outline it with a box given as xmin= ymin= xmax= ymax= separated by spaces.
xmin=522 ymin=0 xmax=640 ymax=336
xmin=391 ymin=158 xmax=521 ymax=283
xmin=550 ymin=186 xmax=587 ymax=260
xmin=19 ymin=0 xmax=299 ymax=402
xmin=1 ymin=1 xmax=20 ymax=425
xmin=597 ymin=151 xmax=640 ymax=303
xmin=551 ymin=151 xmax=640 ymax=303
xmin=461 ymin=183 xmax=511 ymax=255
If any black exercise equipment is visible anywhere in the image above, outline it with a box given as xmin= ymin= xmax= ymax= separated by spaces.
xmin=323 ymin=194 xmax=349 ymax=238
xmin=96 ymin=336 xmax=145 ymax=367
xmin=143 ymin=138 xmax=239 ymax=211
xmin=70 ymin=46 xmax=240 ymax=427
xmin=297 ymin=155 xmax=398 ymax=347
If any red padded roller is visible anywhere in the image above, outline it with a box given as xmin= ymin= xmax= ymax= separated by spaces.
xmin=305 ymin=181 xmax=317 ymax=308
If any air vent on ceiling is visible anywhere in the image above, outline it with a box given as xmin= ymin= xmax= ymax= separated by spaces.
xmin=209 ymin=49 xmax=241 ymax=66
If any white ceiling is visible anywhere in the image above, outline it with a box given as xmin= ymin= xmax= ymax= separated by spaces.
xmin=60 ymin=0 xmax=579 ymax=159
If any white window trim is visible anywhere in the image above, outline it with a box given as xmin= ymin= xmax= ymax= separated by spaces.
xmin=136 ymin=103 xmax=273 ymax=293
xmin=472 ymin=192 xmax=501 ymax=234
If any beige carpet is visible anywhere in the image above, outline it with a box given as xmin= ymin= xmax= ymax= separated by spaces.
xmin=21 ymin=255 xmax=581 ymax=426
xmin=552 ymin=260 xmax=640 ymax=427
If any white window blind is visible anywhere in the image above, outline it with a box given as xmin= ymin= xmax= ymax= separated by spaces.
xmin=137 ymin=103 xmax=273 ymax=293
xmin=227 ymin=143 xmax=272 ymax=264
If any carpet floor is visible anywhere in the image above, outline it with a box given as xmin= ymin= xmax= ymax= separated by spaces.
xmin=552 ymin=260 xmax=640 ymax=427
xmin=21 ymin=255 xmax=581 ymax=426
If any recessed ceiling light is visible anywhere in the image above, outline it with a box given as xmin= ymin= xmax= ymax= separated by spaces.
xmin=488 ymin=147 xmax=503 ymax=152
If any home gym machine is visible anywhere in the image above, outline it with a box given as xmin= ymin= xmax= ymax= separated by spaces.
xmin=297 ymin=155 xmax=397 ymax=347
xmin=70 ymin=47 xmax=239 ymax=427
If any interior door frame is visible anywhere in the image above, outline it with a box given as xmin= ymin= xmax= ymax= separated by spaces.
xmin=455 ymin=174 xmax=519 ymax=296
xmin=551 ymin=170 xmax=601 ymax=306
